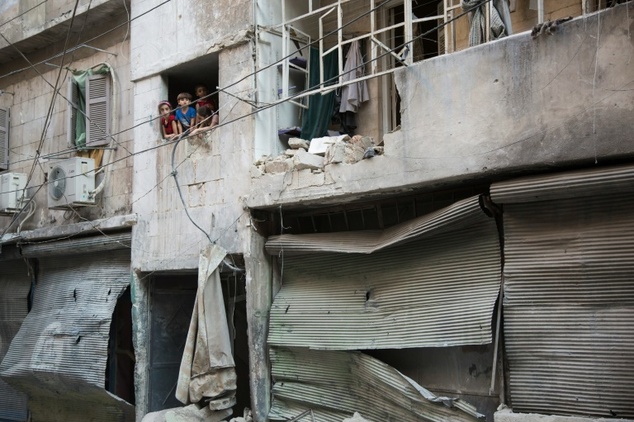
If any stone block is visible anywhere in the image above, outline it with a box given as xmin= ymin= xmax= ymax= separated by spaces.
xmin=325 ymin=140 xmax=346 ymax=164
xmin=288 ymin=138 xmax=309 ymax=150
xmin=294 ymin=149 xmax=324 ymax=171
xmin=264 ymin=158 xmax=293 ymax=174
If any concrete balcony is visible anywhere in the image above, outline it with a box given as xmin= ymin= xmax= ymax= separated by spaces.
xmin=248 ymin=3 xmax=634 ymax=210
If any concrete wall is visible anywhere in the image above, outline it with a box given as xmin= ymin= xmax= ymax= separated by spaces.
xmin=130 ymin=0 xmax=252 ymax=80
xmin=0 ymin=0 xmax=113 ymax=46
xmin=131 ymin=44 xmax=254 ymax=271
xmin=0 ymin=24 xmax=134 ymax=232
xmin=248 ymin=3 xmax=634 ymax=209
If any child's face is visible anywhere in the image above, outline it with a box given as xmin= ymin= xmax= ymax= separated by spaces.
xmin=159 ymin=104 xmax=170 ymax=117
xmin=178 ymin=97 xmax=191 ymax=108
xmin=195 ymin=86 xmax=208 ymax=98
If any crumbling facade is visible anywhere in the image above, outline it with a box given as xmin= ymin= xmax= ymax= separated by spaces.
xmin=0 ymin=1 xmax=633 ymax=422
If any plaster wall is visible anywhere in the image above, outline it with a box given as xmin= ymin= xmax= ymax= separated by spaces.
xmin=248 ymin=3 xmax=634 ymax=209
xmin=0 ymin=33 xmax=134 ymax=232
xmin=129 ymin=0 xmax=253 ymax=81
xmin=0 ymin=0 xmax=113 ymax=46
xmin=131 ymin=44 xmax=255 ymax=272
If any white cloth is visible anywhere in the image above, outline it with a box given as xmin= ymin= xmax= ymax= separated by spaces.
xmin=339 ymin=40 xmax=369 ymax=113
xmin=176 ymin=244 xmax=236 ymax=407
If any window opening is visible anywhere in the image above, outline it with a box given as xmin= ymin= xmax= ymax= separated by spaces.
xmin=67 ymin=66 xmax=112 ymax=149
xmin=164 ymin=53 xmax=220 ymax=132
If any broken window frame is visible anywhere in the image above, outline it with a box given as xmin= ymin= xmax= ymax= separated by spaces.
xmin=260 ymin=0 xmax=472 ymax=106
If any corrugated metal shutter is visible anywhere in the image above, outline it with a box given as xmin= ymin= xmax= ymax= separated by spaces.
xmin=0 ymin=261 xmax=30 ymax=421
xmin=491 ymin=165 xmax=634 ymax=418
xmin=86 ymin=73 xmax=111 ymax=147
xmin=0 ymin=249 xmax=134 ymax=422
xmin=270 ymin=347 xmax=484 ymax=422
xmin=267 ymin=196 xmax=501 ymax=350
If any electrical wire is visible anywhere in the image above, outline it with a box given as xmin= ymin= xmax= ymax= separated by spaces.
xmin=0 ymin=0 xmax=172 ymax=82
xmin=0 ymin=0 xmax=556 ymax=246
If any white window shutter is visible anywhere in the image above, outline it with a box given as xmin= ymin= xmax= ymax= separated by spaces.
xmin=0 ymin=107 xmax=9 ymax=170
xmin=86 ymin=74 xmax=111 ymax=147
xmin=67 ymin=78 xmax=79 ymax=147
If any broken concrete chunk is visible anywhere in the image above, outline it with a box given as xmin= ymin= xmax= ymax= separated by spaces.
xmin=325 ymin=140 xmax=346 ymax=165
xmin=350 ymin=135 xmax=375 ymax=150
xmin=308 ymin=135 xmax=350 ymax=156
xmin=294 ymin=149 xmax=324 ymax=171
xmin=264 ymin=158 xmax=294 ymax=174
xmin=254 ymin=155 xmax=271 ymax=166
xmin=284 ymin=148 xmax=306 ymax=157
xmin=325 ymin=136 xmax=374 ymax=165
xmin=165 ymin=405 xmax=231 ymax=422
xmin=288 ymin=138 xmax=309 ymax=150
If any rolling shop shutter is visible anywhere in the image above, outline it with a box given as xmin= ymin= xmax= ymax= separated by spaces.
xmin=0 ymin=248 xmax=134 ymax=422
xmin=491 ymin=164 xmax=634 ymax=418
xmin=265 ymin=195 xmax=501 ymax=420
xmin=266 ymin=195 xmax=501 ymax=350
xmin=0 ymin=261 xmax=30 ymax=421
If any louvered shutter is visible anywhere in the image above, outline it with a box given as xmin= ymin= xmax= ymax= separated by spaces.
xmin=67 ymin=78 xmax=79 ymax=147
xmin=86 ymin=74 xmax=111 ymax=147
xmin=0 ymin=107 xmax=9 ymax=170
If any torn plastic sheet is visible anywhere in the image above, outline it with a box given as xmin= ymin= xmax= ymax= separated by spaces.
xmin=269 ymin=347 xmax=485 ymax=422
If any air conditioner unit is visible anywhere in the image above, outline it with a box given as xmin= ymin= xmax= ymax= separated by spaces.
xmin=0 ymin=172 xmax=27 ymax=214
xmin=48 ymin=157 xmax=96 ymax=209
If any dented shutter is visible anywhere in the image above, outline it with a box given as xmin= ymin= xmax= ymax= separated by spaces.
xmin=0 ymin=261 xmax=30 ymax=421
xmin=0 ymin=248 xmax=134 ymax=422
xmin=266 ymin=196 xmax=501 ymax=350
xmin=0 ymin=107 xmax=9 ymax=170
xmin=491 ymin=164 xmax=634 ymax=418
xmin=86 ymin=74 xmax=111 ymax=147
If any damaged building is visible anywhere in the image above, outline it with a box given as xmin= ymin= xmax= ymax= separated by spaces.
xmin=0 ymin=0 xmax=633 ymax=422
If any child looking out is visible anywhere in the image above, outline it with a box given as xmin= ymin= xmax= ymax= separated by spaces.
xmin=175 ymin=92 xmax=197 ymax=133
xmin=190 ymin=105 xmax=219 ymax=137
xmin=194 ymin=84 xmax=217 ymax=112
xmin=158 ymin=100 xmax=178 ymax=139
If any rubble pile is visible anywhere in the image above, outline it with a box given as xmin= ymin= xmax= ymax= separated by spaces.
xmin=254 ymin=134 xmax=383 ymax=175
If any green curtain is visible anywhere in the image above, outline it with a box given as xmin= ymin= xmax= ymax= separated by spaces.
xmin=71 ymin=64 xmax=109 ymax=149
xmin=300 ymin=48 xmax=338 ymax=141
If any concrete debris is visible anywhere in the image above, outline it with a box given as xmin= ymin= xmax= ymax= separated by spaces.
xmin=141 ymin=409 xmax=171 ymax=422
xmin=255 ymin=134 xmax=381 ymax=174
xmin=229 ymin=408 xmax=253 ymax=422
xmin=288 ymin=138 xmax=309 ymax=150
xmin=264 ymin=158 xmax=294 ymax=174
xmin=294 ymin=149 xmax=325 ymax=171
xmin=164 ymin=404 xmax=231 ymax=422
xmin=342 ymin=412 xmax=370 ymax=422
xmin=308 ymin=135 xmax=350 ymax=156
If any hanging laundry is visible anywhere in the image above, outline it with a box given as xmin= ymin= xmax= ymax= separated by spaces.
xmin=339 ymin=40 xmax=369 ymax=114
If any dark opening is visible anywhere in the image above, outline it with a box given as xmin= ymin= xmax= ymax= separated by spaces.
xmin=164 ymin=52 xmax=220 ymax=113
xmin=267 ymin=184 xmax=488 ymax=236
xmin=147 ymin=269 xmax=251 ymax=417
xmin=106 ymin=286 xmax=135 ymax=405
